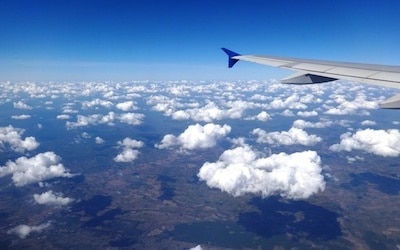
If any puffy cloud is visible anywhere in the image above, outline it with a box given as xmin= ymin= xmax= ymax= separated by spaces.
xmin=7 ymin=222 xmax=51 ymax=239
xmin=190 ymin=245 xmax=203 ymax=250
xmin=361 ymin=120 xmax=377 ymax=126
xmin=67 ymin=112 xmax=144 ymax=129
xmin=11 ymin=114 xmax=31 ymax=120
xmin=246 ymin=111 xmax=271 ymax=121
xmin=119 ymin=112 xmax=144 ymax=125
xmin=156 ymin=123 xmax=231 ymax=151
xmin=33 ymin=190 xmax=73 ymax=206
xmin=292 ymin=119 xmax=333 ymax=129
xmin=114 ymin=137 xmax=144 ymax=163
xmin=13 ymin=101 xmax=32 ymax=110
xmin=95 ymin=136 xmax=105 ymax=144
xmin=0 ymin=125 xmax=39 ymax=153
xmin=324 ymin=93 xmax=378 ymax=115
xmin=66 ymin=112 xmax=116 ymax=129
xmin=252 ymin=127 xmax=322 ymax=146
xmin=330 ymin=129 xmax=400 ymax=157
xmin=116 ymin=101 xmax=137 ymax=111
xmin=297 ymin=110 xmax=318 ymax=117
xmin=198 ymin=145 xmax=325 ymax=199
xmin=268 ymin=94 xmax=307 ymax=110
xmin=82 ymin=98 xmax=113 ymax=109
xmin=255 ymin=111 xmax=271 ymax=121
xmin=0 ymin=152 xmax=73 ymax=186
xmin=56 ymin=114 xmax=71 ymax=120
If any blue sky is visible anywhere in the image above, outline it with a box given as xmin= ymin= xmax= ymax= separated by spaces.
xmin=1 ymin=0 xmax=400 ymax=81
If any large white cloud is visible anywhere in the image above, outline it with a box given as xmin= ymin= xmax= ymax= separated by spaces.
xmin=33 ymin=190 xmax=74 ymax=206
xmin=156 ymin=123 xmax=231 ymax=151
xmin=198 ymin=145 xmax=325 ymax=199
xmin=330 ymin=129 xmax=400 ymax=157
xmin=252 ymin=127 xmax=322 ymax=146
xmin=114 ymin=137 xmax=144 ymax=163
xmin=0 ymin=152 xmax=73 ymax=186
xmin=7 ymin=222 xmax=51 ymax=239
xmin=0 ymin=125 xmax=39 ymax=153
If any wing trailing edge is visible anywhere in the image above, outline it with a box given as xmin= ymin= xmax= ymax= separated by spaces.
xmin=222 ymin=48 xmax=400 ymax=108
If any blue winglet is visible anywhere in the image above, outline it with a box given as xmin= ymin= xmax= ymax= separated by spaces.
xmin=221 ymin=48 xmax=241 ymax=68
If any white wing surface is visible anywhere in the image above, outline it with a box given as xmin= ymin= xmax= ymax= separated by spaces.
xmin=222 ymin=48 xmax=400 ymax=108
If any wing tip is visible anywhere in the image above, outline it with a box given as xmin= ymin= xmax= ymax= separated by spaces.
xmin=221 ymin=48 xmax=241 ymax=68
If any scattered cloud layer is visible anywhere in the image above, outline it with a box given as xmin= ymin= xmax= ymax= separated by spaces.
xmin=156 ymin=123 xmax=231 ymax=151
xmin=0 ymin=152 xmax=73 ymax=186
xmin=198 ymin=145 xmax=325 ymax=199
xmin=330 ymin=129 xmax=400 ymax=157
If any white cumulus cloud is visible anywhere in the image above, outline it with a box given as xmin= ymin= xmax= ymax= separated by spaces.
xmin=155 ymin=123 xmax=231 ymax=151
xmin=198 ymin=145 xmax=325 ymax=199
xmin=95 ymin=136 xmax=105 ymax=144
xmin=116 ymin=101 xmax=137 ymax=111
xmin=7 ymin=222 xmax=51 ymax=239
xmin=114 ymin=137 xmax=144 ymax=163
xmin=119 ymin=112 xmax=144 ymax=125
xmin=0 ymin=152 xmax=73 ymax=186
xmin=252 ymin=127 xmax=322 ymax=146
xmin=13 ymin=101 xmax=32 ymax=110
xmin=11 ymin=114 xmax=31 ymax=120
xmin=0 ymin=125 xmax=39 ymax=153
xmin=330 ymin=129 xmax=400 ymax=157
xmin=33 ymin=190 xmax=74 ymax=206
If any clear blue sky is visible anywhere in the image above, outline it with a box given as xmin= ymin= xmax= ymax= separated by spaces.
xmin=1 ymin=0 xmax=399 ymax=81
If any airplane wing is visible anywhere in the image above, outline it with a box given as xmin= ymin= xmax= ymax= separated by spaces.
xmin=222 ymin=48 xmax=400 ymax=108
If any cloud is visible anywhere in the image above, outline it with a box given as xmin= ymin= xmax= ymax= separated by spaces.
xmin=0 ymin=152 xmax=73 ymax=186
xmin=95 ymin=136 xmax=105 ymax=144
xmin=66 ymin=112 xmax=116 ymax=129
xmin=268 ymin=94 xmax=307 ymax=110
xmin=330 ymin=129 xmax=400 ymax=157
xmin=324 ymin=92 xmax=378 ymax=115
xmin=119 ymin=112 xmax=144 ymax=125
xmin=252 ymin=127 xmax=322 ymax=146
xmin=116 ymin=101 xmax=137 ymax=111
xmin=0 ymin=125 xmax=39 ymax=153
xmin=13 ymin=101 xmax=32 ymax=110
xmin=56 ymin=114 xmax=71 ymax=120
xmin=361 ymin=120 xmax=376 ymax=126
xmin=156 ymin=123 xmax=231 ymax=151
xmin=198 ymin=145 xmax=325 ymax=199
xmin=114 ymin=137 xmax=144 ymax=163
xmin=11 ymin=114 xmax=31 ymax=120
xmin=7 ymin=222 xmax=51 ymax=239
xmin=82 ymin=98 xmax=113 ymax=109
xmin=190 ymin=245 xmax=203 ymax=250
xmin=246 ymin=111 xmax=271 ymax=121
xmin=33 ymin=190 xmax=74 ymax=206
xmin=297 ymin=110 xmax=318 ymax=117
xmin=67 ymin=112 xmax=144 ymax=129
xmin=292 ymin=119 xmax=333 ymax=129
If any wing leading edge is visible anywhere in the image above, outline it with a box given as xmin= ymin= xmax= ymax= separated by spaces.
xmin=222 ymin=48 xmax=400 ymax=109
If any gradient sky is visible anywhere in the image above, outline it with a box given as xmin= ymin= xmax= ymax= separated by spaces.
xmin=1 ymin=0 xmax=400 ymax=81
